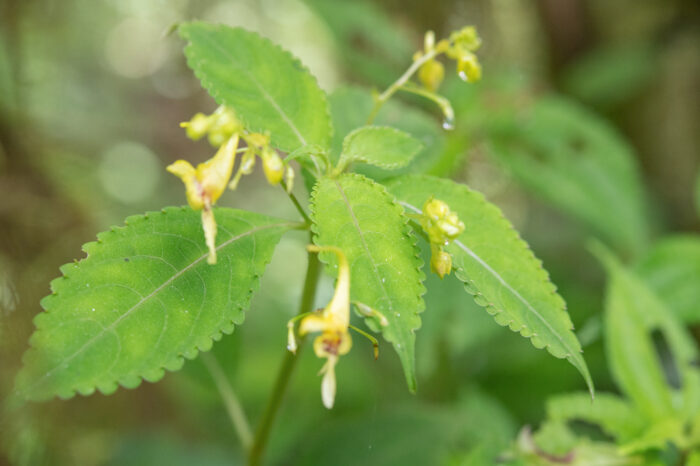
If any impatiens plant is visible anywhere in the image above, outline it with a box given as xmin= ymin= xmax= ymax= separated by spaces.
xmin=13 ymin=22 xmax=595 ymax=464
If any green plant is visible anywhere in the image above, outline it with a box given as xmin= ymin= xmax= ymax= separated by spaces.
xmin=13 ymin=20 xmax=601 ymax=466
xmin=502 ymin=241 xmax=700 ymax=465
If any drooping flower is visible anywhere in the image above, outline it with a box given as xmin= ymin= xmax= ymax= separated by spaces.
xmin=296 ymin=245 xmax=352 ymax=409
xmin=167 ymin=134 xmax=239 ymax=264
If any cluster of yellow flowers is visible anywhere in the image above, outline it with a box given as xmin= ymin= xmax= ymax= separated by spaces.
xmin=166 ymin=106 xmax=294 ymax=264
xmin=419 ymin=198 xmax=465 ymax=278
xmin=416 ymin=26 xmax=482 ymax=93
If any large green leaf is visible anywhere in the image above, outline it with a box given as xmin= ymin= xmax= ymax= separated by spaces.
xmin=388 ymin=175 xmax=593 ymax=396
xmin=179 ymin=22 xmax=332 ymax=152
xmin=338 ymin=126 xmax=423 ymax=171
xmin=310 ymin=173 xmax=425 ymax=391
xmin=487 ymin=97 xmax=649 ymax=258
xmin=593 ymin=243 xmax=700 ymax=422
xmin=15 ymin=207 xmax=293 ymax=401
xmin=545 ymin=392 xmax=647 ymax=442
xmin=636 ymin=235 xmax=700 ymax=324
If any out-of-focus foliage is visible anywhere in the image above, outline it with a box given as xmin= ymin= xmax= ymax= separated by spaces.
xmin=1 ymin=0 xmax=699 ymax=465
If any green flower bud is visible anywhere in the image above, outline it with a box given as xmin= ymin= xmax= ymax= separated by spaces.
xmin=418 ymin=59 xmax=445 ymax=92
xmin=430 ymin=245 xmax=452 ymax=279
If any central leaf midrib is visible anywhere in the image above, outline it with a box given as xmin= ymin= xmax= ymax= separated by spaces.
xmin=400 ymin=200 xmax=578 ymax=360
xmin=193 ymin=28 xmax=307 ymax=148
xmin=333 ymin=179 xmax=399 ymax=327
xmin=24 ymin=221 xmax=292 ymax=394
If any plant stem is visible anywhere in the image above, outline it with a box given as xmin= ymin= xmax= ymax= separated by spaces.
xmin=248 ymin=241 xmax=321 ymax=466
xmin=366 ymin=48 xmax=439 ymax=125
xmin=281 ymin=181 xmax=312 ymax=225
xmin=201 ymin=352 xmax=253 ymax=450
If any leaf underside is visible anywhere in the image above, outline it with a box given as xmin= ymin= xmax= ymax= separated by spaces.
xmin=311 ymin=173 xmax=425 ymax=391
xmin=387 ymin=174 xmax=593 ymax=396
xmin=16 ymin=207 xmax=291 ymax=401
xmin=179 ymin=22 xmax=332 ymax=153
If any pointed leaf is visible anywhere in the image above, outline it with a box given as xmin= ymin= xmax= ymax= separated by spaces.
xmin=592 ymin=243 xmax=700 ymax=422
xmin=339 ymin=126 xmax=423 ymax=171
xmin=388 ymin=174 xmax=593 ymax=396
xmin=310 ymin=173 xmax=425 ymax=391
xmin=179 ymin=22 xmax=332 ymax=152
xmin=15 ymin=207 xmax=293 ymax=401
xmin=636 ymin=235 xmax=700 ymax=324
xmin=328 ymin=87 xmax=447 ymax=179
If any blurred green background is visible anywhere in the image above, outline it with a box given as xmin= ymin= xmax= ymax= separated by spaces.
xmin=1 ymin=0 xmax=698 ymax=464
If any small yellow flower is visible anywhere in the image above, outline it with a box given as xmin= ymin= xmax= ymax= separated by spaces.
xmin=298 ymin=245 xmax=352 ymax=409
xmin=419 ymin=198 xmax=464 ymax=279
xmin=456 ymin=54 xmax=481 ymax=83
xmin=167 ymin=134 xmax=239 ymax=264
xmin=446 ymin=26 xmax=482 ymax=83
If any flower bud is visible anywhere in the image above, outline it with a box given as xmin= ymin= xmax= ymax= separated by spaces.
xmin=418 ymin=59 xmax=445 ymax=92
xmin=181 ymin=113 xmax=212 ymax=141
xmin=430 ymin=246 xmax=452 ymax=279
xmin=262 ymin=149 xmax=284 ymax=185
xmin=284 ymin=165 xmax=295 ymax=193
xmin=457 ymin=54 xmax=481 ymax=83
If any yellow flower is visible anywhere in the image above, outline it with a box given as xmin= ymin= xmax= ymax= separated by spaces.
xmin=166 ymin=134 xmax=239 ymax=264
xmin=456 ymin=53 xmax=481 ymax=83
xmin=420 ymin=198 xmax=464 ymax=279
xmin=298 ymin=245 xmax=352 ymax=409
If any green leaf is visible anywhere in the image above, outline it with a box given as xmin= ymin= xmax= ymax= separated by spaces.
xmin=179 ymin=22 xmax=332 ymax=152
xmin=310 ymin=173 xmax=425 ymax=391
xmin=618 ymin=419 xmax=685 ymax=455
xmin=15 ymin=207 xmax=293 ymax=401
xmin=592 ymin=242 xmax=700 ymax=422
xmin=387 ymin=175 xmax=593 ymax=396
xmin=545 ymin=392 xmax=647 ymax=442
xmin=637 ymin=235 xmax=700 ymax=323
xmin=338 ymin=126 xmax=423 ymax=171
xmin=487 ymin=97 xmax=649 ymax=258
xmin=329 ymin=87 xmax=448 ymax=179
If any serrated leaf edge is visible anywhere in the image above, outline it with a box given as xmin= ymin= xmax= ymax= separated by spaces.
xmin=17 ymin=206 xmax=293 ymax=401
xmin=309 ymin=173 xmax=426 ymax=391
xmin=391 ymin=175 xmax=594 ymax=397
xmin=339 ymin=125 xmax=424 ymax=170
xmin=180 ymin=22 xmax=333 ymax=153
